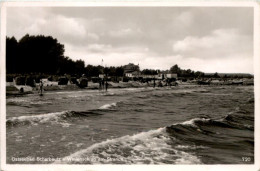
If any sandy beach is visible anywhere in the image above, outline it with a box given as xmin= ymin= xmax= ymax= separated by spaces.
xmin=5 ymin=80 xmax=173 ymax=96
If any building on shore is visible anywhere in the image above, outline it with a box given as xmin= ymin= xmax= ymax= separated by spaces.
xmin=123 ymin=63 xmax=140 ymax=73
xmin=125 ymin=71 xmax=141 ymax=78
xmin=123 ymin=63 xmax=140 ymax=77
xmin=156 ymin=71 xmax=178 ymax=80
xmin=166 ymin=73 xmax=178 ymax=79
xmin=141 ymin=74 xmax=156 ymax=79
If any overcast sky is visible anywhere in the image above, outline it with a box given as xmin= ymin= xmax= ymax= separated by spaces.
xmin=6 ymin=7 xmax=254 ymax=73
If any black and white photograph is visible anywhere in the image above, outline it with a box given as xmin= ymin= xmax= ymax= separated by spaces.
xmin=0 ymin=1 xmax=259 ymax=170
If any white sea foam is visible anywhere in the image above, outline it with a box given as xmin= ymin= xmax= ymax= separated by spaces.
xmin=175 ymin=145 xmax=208 ymax=150
xmin=181 ymin=118 xmax=210 ymax=127
xmin=56 ymin=127 xmax=201 ymax=164
xmin=171 ymin=88 xmax=209 ymax=94
xmin=7 ymin=111 xmax=73 ymax=126
xmin=76 ymin=143 xmax=84 ymax=148
xmin=30 ymin=101 xmax=52 ymax=105
xmin=60 ymin=122 xmax=72 ymax=128
xmin=99 ymin=102 xmax=117 ymax=110
xmin=7 ymin=98 xmax=29 ymax=103
xmin=7 ymin=98 xmax=52 ymax=105
xmin=67 ymin=94 xmax=93 ymax=98
xmin=175 ymin=152 xmax=201 ymax=164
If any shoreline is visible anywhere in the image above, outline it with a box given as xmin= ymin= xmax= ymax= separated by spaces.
xmin=6 ymin=81 xmax=157 ymax=96
xmin=6 ymin=80 xmax=253 ymax=97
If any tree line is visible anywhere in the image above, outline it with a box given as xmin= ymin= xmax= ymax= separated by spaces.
xmin=7 ymin=34 xmax=251 ymax=79
xmin=6 ymin=34 xmax=83 ymax=75
xmin=6 ymin=34 xmax=125 ymax=77
xmin=170 ymin=64 xmax=205 ymax=78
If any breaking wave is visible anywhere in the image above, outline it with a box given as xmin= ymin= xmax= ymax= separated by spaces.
xmin=99 ymin=102 xmax=117 ymax=110
xmin=6 ymin=103 xmax=120 ymax=127
xmin=6 ymin=111 xmax=97 ymax=127
xmin=56 ymin=111 xmax=254 ymax=164
xmin=55 ymin=127 xmax=201 ymax=164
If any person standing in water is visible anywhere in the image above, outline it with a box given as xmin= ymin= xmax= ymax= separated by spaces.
xmin=39 ymin=80 xmax=43 ymax=95
xmin=102 ymin=79 xmax=105 ymax=90
xmin=105 ymin=79 xmax=108 ymax=91
xmin=99 ymin=79 xmax=102 ymax=90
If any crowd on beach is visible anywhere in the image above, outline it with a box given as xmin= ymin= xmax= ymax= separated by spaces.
xmin=6 ymin=73 xmax=254 ymax=96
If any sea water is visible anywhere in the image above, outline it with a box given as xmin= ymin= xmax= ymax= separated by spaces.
xmin=6 ymin=85 xmax=254 ymax=164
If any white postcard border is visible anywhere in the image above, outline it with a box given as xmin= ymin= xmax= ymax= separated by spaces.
xmin=0 ymin=1 xmax=259 ymax=171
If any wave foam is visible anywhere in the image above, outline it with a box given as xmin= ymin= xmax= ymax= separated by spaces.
xmin=99 ymin=102 xmax=117 ymax=110
xmin=56 ymin=127 xmax=201 ymax=164
xmin=181 ymin=118 xmax=210 ymax=127
xmin=6 ymin=111 xmax=84 ymax=127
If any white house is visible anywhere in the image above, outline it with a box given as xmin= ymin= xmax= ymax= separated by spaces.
xmin=156 ymin=73 xmax=177 ymax=80
xmin=99 ymin=74 xmax=105 ymax=79
xmin=166 ymin=73 xmax=178 ymax=79
xmin=125 ymin=71 xmax=141 ymax=78
xmin=125 ymin=73 xmax=133 ymax=77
